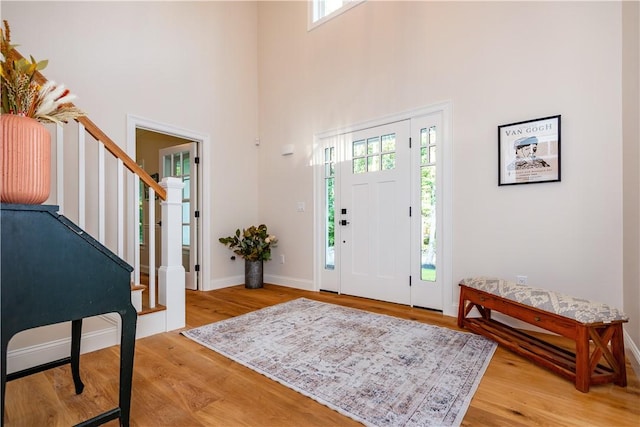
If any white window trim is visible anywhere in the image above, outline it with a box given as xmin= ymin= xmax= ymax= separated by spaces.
xmin=308 ymin=0 xmax=366 ymax=31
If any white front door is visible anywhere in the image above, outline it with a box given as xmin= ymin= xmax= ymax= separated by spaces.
xmin=339 ymin=121 xmax=411 ymax=305
xmin=159 ymin=142 xmax=199 ymax=290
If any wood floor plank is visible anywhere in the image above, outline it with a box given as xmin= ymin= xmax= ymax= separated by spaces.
xmin=4 ymin=284 xmax=639 ymax=426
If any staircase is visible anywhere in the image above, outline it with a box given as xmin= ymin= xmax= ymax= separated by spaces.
xmin=3 ymin=49 xmax=186 ymax=373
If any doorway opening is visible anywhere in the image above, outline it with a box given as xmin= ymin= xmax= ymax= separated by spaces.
xmin=127 ymin=115 xmax=211 ymax=302
xmin=136 ymin=129 xmax=200 ymax=293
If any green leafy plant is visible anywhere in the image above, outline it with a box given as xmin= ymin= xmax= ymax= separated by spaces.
xmin=219 ymin=224 xmax=278 ymax=262
xmin=1 ymin=20 xmax=85 ymax=124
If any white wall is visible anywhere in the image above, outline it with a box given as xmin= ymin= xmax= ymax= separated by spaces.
xmin=2 ymin=1 xmax=261 ymax=286
xmin=257 ymin=1 xmax=629 ymax=314
xmin=622 ymin=0 xmax=640 ymax=357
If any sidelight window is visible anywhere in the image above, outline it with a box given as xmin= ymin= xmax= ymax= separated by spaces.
xmin=324 ymin=147 xmax=336 ymax=269
xmin=420 ymin=126 xmax=437 ymax=281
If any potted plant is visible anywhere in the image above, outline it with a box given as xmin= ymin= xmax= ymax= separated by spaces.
xmin=1 ymin=20 xmax=85 ymax=204
xmin=219 ymin=224 xmax=278 ymax=289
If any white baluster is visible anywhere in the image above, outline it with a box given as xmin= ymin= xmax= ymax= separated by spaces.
xmin=78 ymin=124 xmax=85 ymax=228
xmin=98 ymin=143 xmax=105 ymax=243
xmin=56 ymin=124 xmax=64 ymax=214
xmin=117 ymin=159 xmax=124 ymax=258
xmin=133 ymin=175 xmax=141 ymax=288
xmin=148 ymin=187 xmax=156 ymax=309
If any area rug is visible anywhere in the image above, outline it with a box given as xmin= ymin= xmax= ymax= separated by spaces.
xmin=182 ymin=298 xmax=496 ymax=427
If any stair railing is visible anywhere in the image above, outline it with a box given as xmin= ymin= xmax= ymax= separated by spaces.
xmin=9 ymin=49 xmax=185 ymax=329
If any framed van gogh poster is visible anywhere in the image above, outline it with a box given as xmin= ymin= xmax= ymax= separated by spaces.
xmin=498 ymin=115 xmax=561 ymax=186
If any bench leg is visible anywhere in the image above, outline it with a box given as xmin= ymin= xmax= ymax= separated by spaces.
xmin=457 ymin=290 xmax=467 ymax=328
xmin=611 ymin=324 xmax=627 ymax=387
xmin=577 ymin=324 xmax=628 ymax=392
xmin=458 ymin=287 xmax=493 ymax=328
xmin=575 ymin=326 xmax=591 ymax=392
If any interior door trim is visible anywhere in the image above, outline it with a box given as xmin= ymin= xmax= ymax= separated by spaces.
xmin=126 ymin=114 xmax=211 ymax=292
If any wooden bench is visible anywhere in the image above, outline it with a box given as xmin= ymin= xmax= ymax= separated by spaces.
xmin=457 ymin=277 xmax=628 ymax=392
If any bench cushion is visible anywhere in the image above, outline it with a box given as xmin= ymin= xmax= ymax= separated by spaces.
xmin=460 ymin=277 xmax=628 ymax=324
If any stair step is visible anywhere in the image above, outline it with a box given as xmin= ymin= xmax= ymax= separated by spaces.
xmin=130 ymin=284 xmax=147 ymax=312
xmin=131 ymin=279 xmax=165 ymax=315
xmin=138 ymin=304 xmax=166 ymax=315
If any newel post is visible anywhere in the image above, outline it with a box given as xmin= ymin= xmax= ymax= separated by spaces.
xmin=159 ymin=177 xmax=185 ymax=331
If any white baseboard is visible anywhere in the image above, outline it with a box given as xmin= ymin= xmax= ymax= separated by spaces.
xmin=444 ymin=302 xmax=459 ymax=318
xmin=624 ymin=331 xmax=640 ymax=377
xmin=264 ymin=274 xmax=314 ymax=291
xmin=6 ymin=316 xmax=119 ymax=374
xmin=6 ymin=311 xmax=173 ymax=374
xmin=136 ymin=310 xmax=167 ymax=338
xmin=206 ymin=274 xmax=315 ymax=292
xmin=206 ymin=275 xmax=244 ymax=291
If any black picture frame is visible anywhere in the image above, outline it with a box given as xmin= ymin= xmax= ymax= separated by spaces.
xmin=498 ymin=115 xmax=561 ymax=186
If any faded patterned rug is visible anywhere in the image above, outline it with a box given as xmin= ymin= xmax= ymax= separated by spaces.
xmin=182 ymin=298 xmax=496 ymax=427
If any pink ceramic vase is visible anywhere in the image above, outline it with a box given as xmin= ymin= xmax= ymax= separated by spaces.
xmin=1 ymin=114 xmax=51 ymax=204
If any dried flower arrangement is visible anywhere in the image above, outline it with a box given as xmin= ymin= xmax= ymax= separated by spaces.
xmin=1 ymin=20 xmax=85 ymax=124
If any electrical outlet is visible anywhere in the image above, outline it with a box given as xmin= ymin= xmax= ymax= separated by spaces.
xmin=280 ymin=254 xmax=285 ymax=264
xmin=516 ymin=275 xmax=527 ymax=285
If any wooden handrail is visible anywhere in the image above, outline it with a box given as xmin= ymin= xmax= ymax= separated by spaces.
xmin=77 ymin=116 xmax=166 ymax=199
xmin=9 ymin=49 xmax=167 ymax=200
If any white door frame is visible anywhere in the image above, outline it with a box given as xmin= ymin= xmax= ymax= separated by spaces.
xmin=126 ymin=114 xmax=211 ymax=292
xmin=313 ymin=101 xmax=454 ymax=316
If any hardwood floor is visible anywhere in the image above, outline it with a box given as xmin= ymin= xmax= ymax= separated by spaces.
xmin=4 ymin=284 xmax=639 ymax=426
